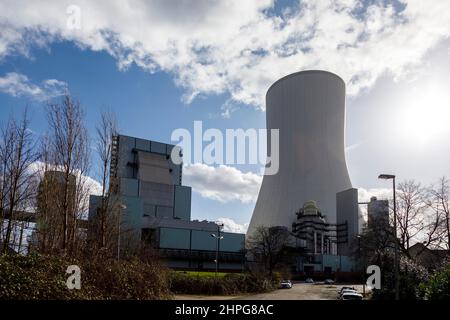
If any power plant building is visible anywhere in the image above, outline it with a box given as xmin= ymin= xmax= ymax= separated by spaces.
xmin=249 ymin=71 xmax=353 ymax=233
xmin=248 ymin=70 xmax=360 ymax=273
xmin=367 ymin=196 xmax=390 ymax=229
xmin=89 ymin=135 xmax=245 ymax=271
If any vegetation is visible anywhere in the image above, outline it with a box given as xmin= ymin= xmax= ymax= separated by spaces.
xmin=2 ymin=93 xmax=450 ymax=300
xmin=169 ymin=271 xmax=276 ymax=295
xmin=370 ymin=256 xmax=429 ymax=300
xmin=246 ymin=226 xmax=294 ymax=277
xmin=0 ymin=252 xmax=171 ymax=300
xmin=175 ymin=271 xmax=230 ymax=278
xmin=419 ymin=267 xmax=450 ymax=300
xmin=355 ymin=179 xmax=450 ymax=300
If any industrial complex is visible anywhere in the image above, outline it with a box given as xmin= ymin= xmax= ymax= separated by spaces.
xmin=88 ymin=135 xmax=245 ymax=271
xmin=248 ymin=71 xmax=364 ymax=274
xmin=8 ymin=70 xmax=392 ymax=278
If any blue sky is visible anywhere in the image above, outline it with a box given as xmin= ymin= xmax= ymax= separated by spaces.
xmin=1 ymin=0 xmax=450 ymax=232
xmin=0 ymin=40 xmax=266 ymax=228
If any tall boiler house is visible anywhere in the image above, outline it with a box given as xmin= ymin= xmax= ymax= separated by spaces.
xmin=248 ymin=70 xmax=353 ymax=235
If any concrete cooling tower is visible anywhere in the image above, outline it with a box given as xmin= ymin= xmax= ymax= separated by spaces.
xmin=248 ymin=70 xmax=352 ymax=235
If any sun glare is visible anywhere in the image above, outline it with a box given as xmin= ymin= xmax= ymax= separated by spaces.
xmin=400 ymin=83 xmax=450 ymax=144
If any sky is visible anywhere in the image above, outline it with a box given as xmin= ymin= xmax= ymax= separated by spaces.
xmin=0 ymin=0 xmax=450 ymax=233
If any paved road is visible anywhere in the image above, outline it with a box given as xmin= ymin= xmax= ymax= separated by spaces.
xmin=175 ymin=283 xmax=366 ymax=300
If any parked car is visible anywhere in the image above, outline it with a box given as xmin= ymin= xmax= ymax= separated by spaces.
xmin=280 ymin=280 xmax=293 ymax=289
xmin=305 ymin=278 xmax=314 ymax=283
xmin=340 ymin=292 xmax=363 ymax=300
xmin=338 ymin=286 xmax=356 ymax=294
xmin=324 ymin=279 xmax=334 ymax=285
xmin=338 ymin=288 xmax=358 ymax=299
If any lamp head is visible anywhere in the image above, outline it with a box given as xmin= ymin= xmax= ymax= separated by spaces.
xmin=378 ymin=174 xmax=395 ymax=180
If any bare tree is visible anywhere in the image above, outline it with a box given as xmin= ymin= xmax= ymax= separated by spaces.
xmin=35 ymin=135 xmax=68 ymax=253
xmin=45 ymin=94 xmax=90 ymax=254
xmin=0 ymin=110 xmax=38 ymax=253
xmin=247 ymin=226 xmax=291 ymax=276
xmin=429 ymin=177 xmax=450 ymax=250
xmin=0 ymin=117 xmax=14 ymax=243
xmin=356 ymin=179 xmax=445 ymax=268
xmin=356 ymin=220 xmax=396 ymax=267
xmin=396 ymin=180 xmax=431 ymax=255
xmin=93 ymin=109 xmax=119 ymax=250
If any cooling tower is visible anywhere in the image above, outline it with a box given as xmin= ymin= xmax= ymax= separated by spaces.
xmin=248 ymin=70 xmax=352 ymax=235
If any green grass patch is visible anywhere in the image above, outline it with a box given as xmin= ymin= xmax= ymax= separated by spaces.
xmin=175 ymin=271 xmax=231 ymax=278
xmin=169 ymin=271 xmax=275 ymax=295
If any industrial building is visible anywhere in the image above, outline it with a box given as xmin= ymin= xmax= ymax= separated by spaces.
xmin=89 ymin=134 xmax=245 ymax=271
xmin=367 ymin=196 xmax=390 ymax=229
xmin=247 ymin=70 xmax=360 ymax=275
xmin=292 ymin=201 xmax=336 ymax=255
xmin=36 ymin=170 xmax=80 ymax=252
xmin=291 ymin=200 xmax=355 ymax=274
xmin=336 ymin=188 xmax=360 ymax=256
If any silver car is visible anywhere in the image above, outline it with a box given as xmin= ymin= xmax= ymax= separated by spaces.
xmin=280 ymin=280 xmax=293 ymax=289
xmin=341 ymin=292 xmax=363 ymax=300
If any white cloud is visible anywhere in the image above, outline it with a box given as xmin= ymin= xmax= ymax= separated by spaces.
xmin=357 ymin=187 xmax=393 ymax=202
xmin=0 ymin=72 xmax=67 ymax=100
xmin=183 ymin=163 xmax=262 ymax=203
xmin=217 ymin=217 xmax=248 ymax=234
xmin=0 ymin=1 xmax=449 ymax=110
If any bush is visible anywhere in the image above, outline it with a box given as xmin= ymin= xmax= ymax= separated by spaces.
xmin=271 ymin=271 xmax=282 ymax=284
xmin=371 ymin=256 xmax=429 ymax=300
xmin=0 ymin=253 xmax=171 ymax=300
xmin=420 ymin=267 xmax=450 ymax=300
xmin=169 ymin=271 xmax=274 ymax=295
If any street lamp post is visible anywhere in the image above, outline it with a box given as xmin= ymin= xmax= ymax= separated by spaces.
xmin=357 ymin=202 xmax=370 ymax=297
xmin=378 ymin=173 xmax=399 ymax=300
xmin=357 ymin=235 xmax=366 ymax=297
xmin=211 ymin=223 xmax=224 ymax=278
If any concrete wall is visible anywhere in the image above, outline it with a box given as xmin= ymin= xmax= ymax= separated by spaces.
xmin=88 ymin=195 xmax=101 ymax=221
xmin=117 ymin=135 xmax=181 ymax=184
xmin=174 ymin=185 xmax=191 ymax=220
xmin=115 ymin=135 xmax=189 ymax=223
xmin=322 ymin=254 xmax=355 ymax=272
xmin=248 ymin=70 xmax=352 ymax=236
xmin=336 ymin=188 xmax=360 ymax=256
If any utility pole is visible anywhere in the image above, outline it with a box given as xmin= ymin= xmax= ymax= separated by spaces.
xmin=379 ymin=174 xmax=399 ymax=300
xmin=392 ymin=176 xmax=399 ymax=300
xmin=358 ymin=201 xmax=370 ymax=297
xmin=211 ymin=223 xmax=224 ymax=278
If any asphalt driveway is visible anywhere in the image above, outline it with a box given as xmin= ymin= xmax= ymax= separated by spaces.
xmin=174 ymin=282 xmax=367 ymax=300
